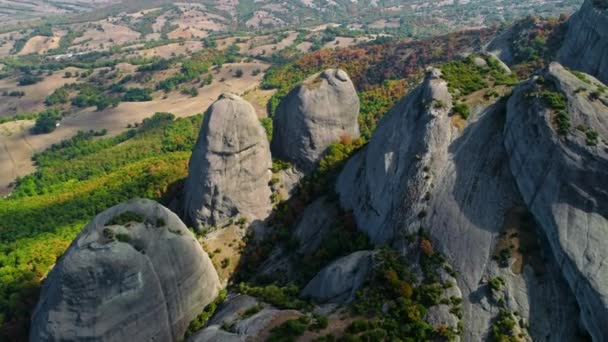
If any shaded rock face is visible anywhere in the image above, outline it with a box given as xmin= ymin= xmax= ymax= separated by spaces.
xmin=337 ymin=69 xmax=582 ymax=340
xmin=558 ymin=0 xmax=608 ymax=84
xmin=301 ymin=251 xmax=375 ymax=303
xmin=30 ymin=199 xmax=221 ymax=342
xmin=271 ymin=69 xmax=360 ymax=173
xmin=337 ymin=68 xmax=454 ymax=244
xmin=504 ymin=63 xmax=608 ymax=340
xmin=184 ymin=94 xmax=272 ymax=231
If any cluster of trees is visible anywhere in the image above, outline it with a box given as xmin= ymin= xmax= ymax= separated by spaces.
xmin=0 ymin=113 xmax=203 ymax=340
xmin=31 ymin=109 xmax=62 ymax=134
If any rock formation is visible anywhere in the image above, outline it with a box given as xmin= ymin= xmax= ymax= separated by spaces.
xmin=301 ymin=251 xmax=374 ymax=303
xmin=504 ymin=62 xmax=608 ymax=340
xmin=30 ymin=199 xmax=221 ymax=342
xmin=558 ymin=0 xmax=608 ymax=84
xmin=183 ymin=93 xmax=273 ymax=231
xmin=336 ymin=68 xmax=583 ymax=340
xmin=271 ymin=68 xmax=360 ymax=173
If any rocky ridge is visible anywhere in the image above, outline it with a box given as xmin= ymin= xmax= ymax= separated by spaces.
xmin=558 ymin=0 xmax=608 ymax=84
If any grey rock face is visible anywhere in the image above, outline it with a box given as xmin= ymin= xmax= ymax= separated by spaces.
xmin=301 ymin=251 xmax=375 ymax=303
xmin=337 ymin=68 xmax=583 ymax=340
xmin=504 ymin=63 xmax=608 ymax=341
xmin=337 ymin=68 xmax=454 ymax=244
xmin=30 ymin=199 xmax=221 ymax=342
xmin=558 ymin=0 xmax=608 ymax=83
xmin=271 ymin=69 xmax=360 ymax=173
xmin=184 ymin=93 xmax=272 ymax=230
xmin=293 ymin=196 xmax=338 ymax=255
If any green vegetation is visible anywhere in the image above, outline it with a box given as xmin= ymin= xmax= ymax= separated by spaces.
xmin=488 ymin=276 xmax=506 ymax=293
xmin=0 ymin=113 xmax=203 ymax=340
xmin=0 ymin=112 xmax=38 ymax=124
xmin=185 ymin=289 xmax=227 ymax=337
xmin=260 ymin=118 xmax=273 ymax=141
xmin=106 ymin=211 xmax=145 ymax=226
xmin=18 ymin=74 xmax=43 ymax=86
xmin=237 ymin=283 xmax=309 ymax=310
xmin=441 ymin=55 xmax=518 ymax=98
xmin=347 ymin=248 xmax=459 ymax=341
xmin=31 ymin=109 xmax=62 ymax=134
xmin=45 ymin=88 xmax=69 ymax=106
xmin=453 ymin=102 xmax=471 ymax=120
xmin=267 ymin=316 xmax=310 ymax=342
xmin=491 ymin=309 xmax=519 ymax=342
xmin=541 ymin=89 xmax=570 ymax=135
xmin=122 ymin=87 xmax=152 ymax=102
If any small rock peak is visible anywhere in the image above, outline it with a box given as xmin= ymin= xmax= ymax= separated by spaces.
xmin=183 ymin=94 xmax=272 ymax=230
xmin=218 ymin=92 xmax=242 ymax=101
xmin=271 ymin=68 xmax=360 ymax=173
xmin=426 ymin=67 xmax=443 ymax=80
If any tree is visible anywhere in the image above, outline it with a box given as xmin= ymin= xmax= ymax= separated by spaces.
xmin=235 ymin=69 xmax=244 ymax=78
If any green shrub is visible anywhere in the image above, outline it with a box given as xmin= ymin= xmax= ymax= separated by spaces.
xmin=106 ymin=211 xmax=145 ymax=226
xmin=453 ymin=102 xmax=471 ymax=120
xmin=237 ymin=283 xmax=308 ymax=310
xmin=31 ymin=109 xmax=62 ymax=134
xmin=18 ymin=74 xmax=43 ymax=86
xmin=122 ymin=88 xmax=152 ymax=102
xmin=586 ymin=130 xmax=599 ymax=146
xmin=185 ymin=290 xmax=228 ymax=337
xmin=267 ymin=316 xmax=310 ymax=342
xmin=488 ymin=276 xmax=505 ymax=293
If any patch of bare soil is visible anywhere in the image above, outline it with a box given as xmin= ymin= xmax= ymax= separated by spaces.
xmin=201 ymin=225 xmax=247 ymax=285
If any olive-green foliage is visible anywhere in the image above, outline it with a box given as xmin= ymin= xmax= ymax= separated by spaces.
xmin=453 ymin=102 xmax=471 ymax=120
xmin=106 ymin=211 xmax=145 ymax=226
xmin=267 ymin=316 xmax=310 ymax=342
xmin=260 ymin=117 xmax=273 ymax=141
xmin=0 ymin=113 xmax=202 ymax=340
xmin=237 ymin=283 xmax=309 ymax=310
xmin=44 ymin=87 xmax=69 ymax=106
xmin=31 ymin=109 xmax=62 ymax=134
xmin=122 ymin=87 xmax=152 ymax=102
xmin=348 ymin=248 xmax=457 ymax=341
xmin=185 ymin=289 xmax=227 ymax=337
xmin=541 ymin=89 xmax=569 ymax=135
xmin=441 ymin=59 xmax=488 ymax=96
xmin=491 ymin=309 xmax=519 ymax=342
xmin=488 ymin=276 xmax=506 ymax=293
xmin=441 ymin=55 xmax=518 ymax=97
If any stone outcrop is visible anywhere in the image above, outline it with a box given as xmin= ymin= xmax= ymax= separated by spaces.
xmin=504 ymin=62 xmax=608 ymax=341
xmin=336 ymin=68 xmax=582 ymax=340
xmin=301 ymin=251 xmax=375 ymax=303
xmin=271 ymin=68 xmax=360 ymax=173
xmin=558 ymin=0 xmax=608 ymax=84
xmin=30 ymin=199 xmax=221 ymax=342
xmin=183 ymin=93 xmax=272 ymax=231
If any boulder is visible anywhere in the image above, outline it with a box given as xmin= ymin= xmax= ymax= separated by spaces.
xmin=504 ymin=63 xmax=608 ymax=340
xmin=293 ymin=196 xmax=338 ymax=255
xmin=271 ymin=69 xmax=360 ymax=173
xmin=558 ymin=0 xmax=608 ymax=84
xmin=30 ymin=199 xmax=221 ymax=342
xmin=183 ymin=93 xmax=272 ymax=231
xmin=301 ymin=251 xmax=375 ymax=303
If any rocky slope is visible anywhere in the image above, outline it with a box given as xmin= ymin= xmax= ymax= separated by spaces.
xmin=558 ymin=0 xmax=608 ymax=84
xmin=271 ymin=68 xmax=360 ymax=173
xmin=30 ymin=199 xmax=221 ymax=342
xmin=183 ymin=93 xmax=273 ymax=231
xmin=504 ymin=62 xmax=608 ymax=340
xmin=336 ymin=65 xmax=589 ymax=340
